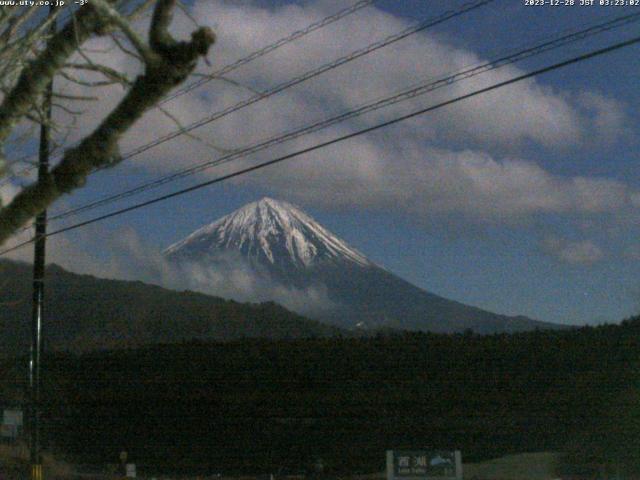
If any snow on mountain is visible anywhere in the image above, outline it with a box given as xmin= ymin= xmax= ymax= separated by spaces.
xmin=164 ymin=197 xmax=564 ymax=334
xmin=164 ymin=197 xmax=371 ymax=269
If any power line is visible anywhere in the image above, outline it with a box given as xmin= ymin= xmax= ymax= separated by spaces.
xmin=0 ymin=0 xmax=377 ymax=184
xmin=114 ymin=0 xmax=496 ymax=163
xmin=2 ymin=34 xmax=637 ymax=258
xmin=41 ymin=10 xmax=640 ymax=225
xmin=6 ymin=0 xmax=491 ymax=217
xmin=159 ymin=0 xmax=378 ymax=106
xmin=2 ymin=0 xmax=494 ymax=195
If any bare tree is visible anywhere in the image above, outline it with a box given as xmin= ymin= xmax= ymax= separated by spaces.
xmin=0 ymin=0 xmax=215 ymax=246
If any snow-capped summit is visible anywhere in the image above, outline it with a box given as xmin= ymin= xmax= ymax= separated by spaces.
xmin=165 ymin=197 xmax=561 ymax=334
xmin=164 ymin=197 xmax=371 ymax=270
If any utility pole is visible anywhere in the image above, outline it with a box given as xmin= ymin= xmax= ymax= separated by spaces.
xmin=30 ymin=6 xmax=55 ymax=480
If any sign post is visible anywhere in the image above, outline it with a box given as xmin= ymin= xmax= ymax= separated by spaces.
xmin=387 ymin=450 xmax=462 ymax=480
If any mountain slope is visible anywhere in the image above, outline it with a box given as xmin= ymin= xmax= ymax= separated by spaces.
xmin=166 ymin=198 xmax=563 ymax=333
xmin=165 ymin=196 xmax=370 ymax=279
xmin=0 ymin=260 xmax=345 ymax=356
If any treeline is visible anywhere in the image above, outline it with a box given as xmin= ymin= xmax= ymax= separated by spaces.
xmin=4 ymin=317 xmax=640 ymax=476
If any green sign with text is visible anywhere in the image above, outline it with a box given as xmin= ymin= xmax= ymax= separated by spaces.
xmin=387 ymin=450 xmax=462 ymax=480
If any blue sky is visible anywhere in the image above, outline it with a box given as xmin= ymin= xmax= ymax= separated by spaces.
xmin=4 ymin=0 xmax=640 ymax=325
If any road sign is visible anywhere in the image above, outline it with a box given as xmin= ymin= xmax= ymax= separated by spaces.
xmin=386 ymin=450 xmax=462 ymax=480
xmin=1 ymin=409 xmax=23 ymax=440
xmin=2 ymin=409 xmax=23 ymax=426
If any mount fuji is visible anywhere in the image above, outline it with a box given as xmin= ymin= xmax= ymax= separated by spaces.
xmin=165 ymin=197 xmax=562 ymax=334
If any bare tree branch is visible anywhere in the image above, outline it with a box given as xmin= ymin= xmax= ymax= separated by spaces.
xmin=0 ymin=6 xmax=38 ymax=45
xmin=176 ymin=0 xmax=200 ymax=29
xmin=52 ymin=92 xmax=99 ymax=102
xmin=149 ymin=0 xmax=176 ymax=53
xmin=58 ymin=69 xmax=122 ymax=89
xmin=156 ymin=104 xmax=231 ymax=154
xmin=110 ymin=32 xmax=143 ymax=61
xmin=0 ymin=0 xmax=215 ymax=244
xmin=64 ymin=62 xmax=132 ymax=88
xmin=92 ymin=0 xmax=156 ymax=64
xmin=192 ymin=72 xmax=264 ymax=96
xmin=0 ymin=5 xmax=116 ymax=150
xmin=125 ymin=0 xmax=157 ymax=22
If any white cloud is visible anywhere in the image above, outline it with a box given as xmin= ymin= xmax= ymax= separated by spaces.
xmin=102 ymin=0 xmax=633 ymax=223
xmin=242 ymin=144 xmax=640 ymax=222
xmin=540 ymin=236 xmax=604 ymax=266
xmin=3 ymin=225 xmax=335 ymax=316
xmin=4 ymin=0 xmax=637 ymax=236
xmin=163 ymin=254 xmax=336 ymax=315
xmin=115 ymin=229 xmax=337 ymax=315
xmin=576 ymin=91 xmax=632 ymax=145
xmin=159 ymin=0 xmax=586 ymax=153
xmin=189 ymin=0 xmax=581 ymax=142
xmin=46 ymin=1 xmax=603 ymax=166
